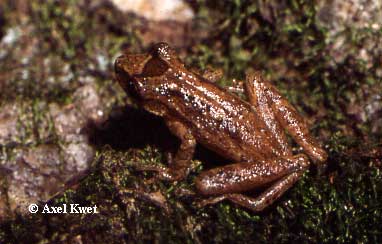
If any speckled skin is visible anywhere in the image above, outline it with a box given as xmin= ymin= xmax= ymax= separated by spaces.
xmin=114 ymin=43 xmax=327 ymax=211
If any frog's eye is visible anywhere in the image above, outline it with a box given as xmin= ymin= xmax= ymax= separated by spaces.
xmin=151 ymin=42 xmax=172 ymax=60
xmin=142 ymin=56 xmax=169 ymax=77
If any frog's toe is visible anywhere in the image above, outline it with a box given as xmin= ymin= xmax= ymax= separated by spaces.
xmin=120 ymin=188 xmax=172 ymax=214
xmin=195 ymin=195 xmax=229 ymax=208
xmin=132 ymin=163 xmax=187 ymax=182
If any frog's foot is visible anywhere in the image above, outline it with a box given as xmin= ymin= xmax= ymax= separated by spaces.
xmin=118 ymin=188 xmax=171 ymax=214
xmin=132 ymin=163 xmax=189 ymax=182
xmin=196 ymin=195 xmax=228 ymax=208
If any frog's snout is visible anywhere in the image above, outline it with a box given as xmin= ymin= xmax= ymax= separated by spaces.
xmin=114 ymin=53 xmax=150 ymax=77
xmin=115 ymin=55 xmax=133 ymax=74
xmin=114 ymin=56 xmax=125 ymax=74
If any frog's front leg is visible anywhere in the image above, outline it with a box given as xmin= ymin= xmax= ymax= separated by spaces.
xmin=195 ymin=154 xmax=309 ymax=211
xmin=202 ymin=68 xmax=245 ymax=94
xmin=201 ymin=67 xmax=223 ymax=83
xmin=165 ymin=119 xmax=196 ymax=180
xmin=137 ymin=118 xmax=196 ymax=181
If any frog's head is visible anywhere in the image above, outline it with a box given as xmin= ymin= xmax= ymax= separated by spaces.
xmin=114 ymin=42 xmax=183 ymax=100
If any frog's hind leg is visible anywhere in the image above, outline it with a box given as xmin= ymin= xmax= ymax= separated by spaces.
xmin=245 ymin=72 xmax=327 ymax=165
xmin=198 ymin=171 xmax=303 ymax=211
xmin=195 ymin=154 xmax=309 ymax=211
xmin=244 ymin=71 xmax=292 ymax=157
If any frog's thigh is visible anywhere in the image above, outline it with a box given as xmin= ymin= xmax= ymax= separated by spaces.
xmin=246 ymin=72 xmax=327 ymax=164
xmin=244 ymin=71 xmax=291 ymax=156
xmin=165 ymin=119 xmax=196 ymax=171
xmin=195 ymin=154 xmax=309 ymax=211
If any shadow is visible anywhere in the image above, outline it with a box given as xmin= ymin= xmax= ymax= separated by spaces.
xmin=89 ymin=106 xmax=177 ymax=152
xmin=88 ymin=105 xmax=229 ymax=168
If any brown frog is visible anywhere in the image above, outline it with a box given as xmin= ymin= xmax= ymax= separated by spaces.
xmin=114 ymin=42 xmax=327 ymax=211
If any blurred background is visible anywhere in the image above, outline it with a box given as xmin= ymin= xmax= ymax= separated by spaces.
xmin=0 ymin=0 xmax=381 ymax=243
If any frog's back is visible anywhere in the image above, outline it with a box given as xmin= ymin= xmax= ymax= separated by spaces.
xmin=149 ymin=71 xmax=283 ymax=162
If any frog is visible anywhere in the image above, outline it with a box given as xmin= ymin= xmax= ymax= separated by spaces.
xmin=114 ymin=42 xmax=328 ymax=211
